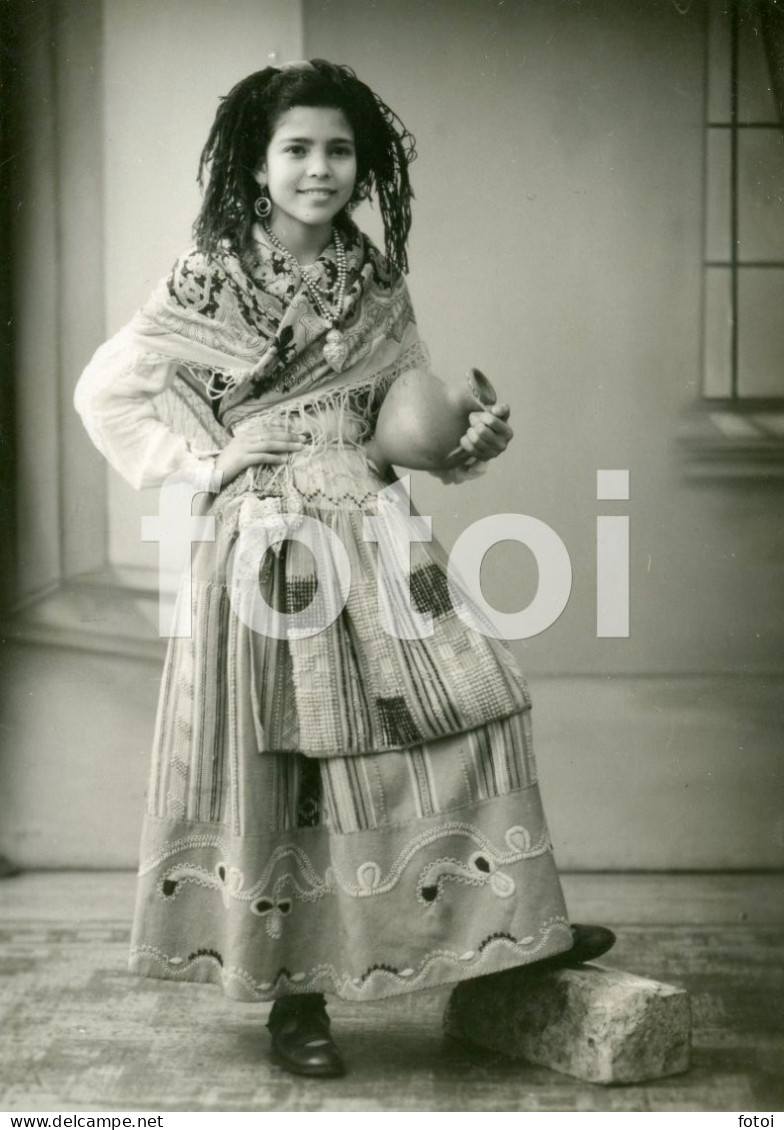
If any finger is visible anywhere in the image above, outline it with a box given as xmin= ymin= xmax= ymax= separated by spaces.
xmin=468 ymin=411 xmax=513 ymax=439
xmin=238 ymin=428 xmax=306 ymax=443
xmin=466 ymin=405 xmax=510 ymax=423
xmin=450 ymin=438 xmax=475 ymax=461
xmin=245 ymin=441 xmax=305 ymax=453
xmin=481 ymin=422 xmax=513 ymax=445
xmin=468 ymin=420 xmax=511 ymax=451
xmin=459 ymin=432 xmax=491 ymax=457
xmin=255 ymin=427 xmax=304 ymax=437
xmin=445 ymin=445 xmax=475 ymax=467
xmin=250 ymin=453 xmax=289 ymax=465
xmin=463 ymin=428 xmax=508 ymax=459
xmin=239 ymin=439 xmax=305 ymax=453
xmin=467 ymin=422 xmax=510 ymax=447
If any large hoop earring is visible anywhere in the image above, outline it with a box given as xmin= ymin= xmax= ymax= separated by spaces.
xmin=254 ymin=191 xmax=272 ymax=220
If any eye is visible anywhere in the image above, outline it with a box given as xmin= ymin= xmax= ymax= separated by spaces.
xmin=284 ymin=144 xmax=306 ymax=156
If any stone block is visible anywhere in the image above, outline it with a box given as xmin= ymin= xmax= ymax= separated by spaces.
xmin=443 ymin=963 xmax=691 ymax=1085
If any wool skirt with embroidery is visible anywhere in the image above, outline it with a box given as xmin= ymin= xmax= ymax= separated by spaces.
xmin=128 ymin=446 xmax=572 ymax=1001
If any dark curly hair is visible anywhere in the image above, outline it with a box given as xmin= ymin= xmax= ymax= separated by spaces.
xmin=193 ymin=60 xmax=417 ymax=274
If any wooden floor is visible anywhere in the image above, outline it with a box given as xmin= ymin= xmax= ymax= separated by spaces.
xmin=0 ymin=872 xmax=782 ymax=1112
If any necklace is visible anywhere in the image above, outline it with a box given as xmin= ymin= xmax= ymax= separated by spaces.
xmin=261 ymin=223 xmax=349 ymax=372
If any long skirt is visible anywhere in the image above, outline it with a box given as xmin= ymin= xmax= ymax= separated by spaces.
xmin=129 ymin=447 xmax=572 ymax=1001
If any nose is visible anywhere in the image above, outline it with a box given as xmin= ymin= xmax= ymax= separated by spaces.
xmin=306 ymin=149 xmax=331 ymax=178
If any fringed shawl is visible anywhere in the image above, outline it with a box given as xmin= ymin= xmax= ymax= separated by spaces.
xmin=124 ymin=223 xmax=429 ymax=436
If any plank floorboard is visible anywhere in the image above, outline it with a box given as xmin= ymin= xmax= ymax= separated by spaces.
xmin=1 ymin=872 xmax=782 ymax=1111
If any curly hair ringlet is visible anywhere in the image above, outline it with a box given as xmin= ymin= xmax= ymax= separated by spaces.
xmin=193 ymin=59 xmax=417 ymax=275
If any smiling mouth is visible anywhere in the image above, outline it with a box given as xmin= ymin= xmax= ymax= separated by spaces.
xmin=298 ymin=189 xmax=336 ymax=196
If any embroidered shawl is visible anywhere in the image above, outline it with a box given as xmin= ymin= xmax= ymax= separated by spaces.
xmin=124 ymin=223 xmax=428 ymax=436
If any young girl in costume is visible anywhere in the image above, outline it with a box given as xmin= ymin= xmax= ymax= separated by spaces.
xmin=75 ymin=60 xmax=613 ymax=1078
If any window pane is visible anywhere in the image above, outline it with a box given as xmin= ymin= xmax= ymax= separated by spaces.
xmin=737 ymin=2 xmax=779 ymax=123
xmin=706 ymin=128 xmax=732 ymax=261
xmin=738 ymin=129 xmax=784 ymax=261
xmin=738 ymin=268 xmax=784 ymax=396
xmin=707 ymin=0 xmax=730 ymax=123
xmin=704 ymin=267 xmax=734 ymax=398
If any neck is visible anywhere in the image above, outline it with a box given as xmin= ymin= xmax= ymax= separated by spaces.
xmin=266 ymin=214 xmax=333 ymax=265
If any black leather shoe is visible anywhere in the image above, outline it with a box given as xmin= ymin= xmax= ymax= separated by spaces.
xmin=267 ymin=998 xmax=346 ymax=1078
xmin=538 ymin=923 xmax=616 ymax=970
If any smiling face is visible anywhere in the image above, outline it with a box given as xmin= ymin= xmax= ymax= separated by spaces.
xmin=255 ymin=105 xmax=357 ymax=250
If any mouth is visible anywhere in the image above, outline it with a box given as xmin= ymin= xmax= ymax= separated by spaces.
xmin=298 ymin=189 xmax=337 ymax=198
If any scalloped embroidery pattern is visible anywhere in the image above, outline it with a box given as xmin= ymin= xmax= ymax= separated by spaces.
xmin=138 ymin=832 xmax=230 ymax=877
xmin=129 ymin=916 xmax=572 ymax=1002
xmin=150 ymin=822 xmax=551 ymax=914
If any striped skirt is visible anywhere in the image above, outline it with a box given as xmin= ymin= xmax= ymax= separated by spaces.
xmin=129 ymin=448 xmax=572 ymax=1001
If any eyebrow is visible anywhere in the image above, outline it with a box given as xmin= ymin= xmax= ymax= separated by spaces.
xmin=276 ymin=135 xmax=355 ymax=145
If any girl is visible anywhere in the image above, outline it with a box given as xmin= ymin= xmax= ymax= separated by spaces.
xmin=75 ymin=60 xmax=613 ymax=1079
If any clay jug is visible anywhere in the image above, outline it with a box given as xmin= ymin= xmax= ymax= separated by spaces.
xmin=371 ymin=367 xmax=497 ymax=471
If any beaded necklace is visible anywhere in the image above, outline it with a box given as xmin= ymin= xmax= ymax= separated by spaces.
xmin=261 ymin=223 xmax=349 ymax=372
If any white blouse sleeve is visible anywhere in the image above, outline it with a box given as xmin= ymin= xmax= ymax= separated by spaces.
xmin=74 ymin=331 xmax=223 ymax=491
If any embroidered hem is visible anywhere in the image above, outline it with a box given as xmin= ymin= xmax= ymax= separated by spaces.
xmin=128 ymin=781 xmax=572 ymax=1003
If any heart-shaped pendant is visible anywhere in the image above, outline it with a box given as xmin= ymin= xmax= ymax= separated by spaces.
xmin=323 ymin=328 xmax=349 ymax=372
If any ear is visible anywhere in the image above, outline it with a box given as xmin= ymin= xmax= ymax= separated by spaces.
xmin=253 ymin=166 xmax=267 ymax=189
